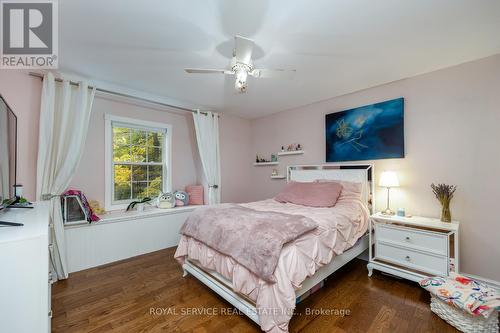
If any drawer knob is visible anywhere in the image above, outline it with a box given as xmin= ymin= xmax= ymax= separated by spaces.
xmin=405 ymin=255 xmax=411 ymax=261
xmin=405 ymin=236 xmax=410 ymax=241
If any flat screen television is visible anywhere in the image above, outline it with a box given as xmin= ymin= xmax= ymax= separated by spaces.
xmin=0 ymin=95 xmax=17 ymax=210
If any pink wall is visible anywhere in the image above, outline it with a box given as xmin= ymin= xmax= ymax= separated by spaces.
xmin=219 ymin=114 xmax=254 ymax=203
xmin=249 ymin=54 xmax=500 ymax=281
xmin=0 ymin=71 xmax=41 ymax=200
xmin=0 ymin=73 xmax=253 ymax=205
xmin=70 ymin=95 xmax=253 ymax=205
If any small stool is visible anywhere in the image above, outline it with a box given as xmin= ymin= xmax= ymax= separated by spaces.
xmin=420 ymin=274 xmax=499 ymax=333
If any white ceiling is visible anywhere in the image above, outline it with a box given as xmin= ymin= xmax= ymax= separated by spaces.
xmin=59 ymin=0 xmax=500 ymax=119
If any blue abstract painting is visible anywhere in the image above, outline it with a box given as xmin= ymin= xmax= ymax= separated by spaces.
xmin=325 ymin=98 xmax=404 ymax=162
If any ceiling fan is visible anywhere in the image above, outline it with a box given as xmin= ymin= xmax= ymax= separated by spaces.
xmin=184 ymin=35 xmax=296 ymax=93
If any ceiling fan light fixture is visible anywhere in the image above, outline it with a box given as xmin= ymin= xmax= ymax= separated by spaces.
xmin=184 ymin=35 xmax=296 ymax=94
xmin=235 ymin=76 xmax=248 ymax=93
xmin=235 ymin=68 xmax=248 ymax=83
xmin=234 ymin=65 xmax=249 ymax=93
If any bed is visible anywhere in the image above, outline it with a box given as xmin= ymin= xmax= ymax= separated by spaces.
xmin=175 ymin=164 xmax=374 ymax=333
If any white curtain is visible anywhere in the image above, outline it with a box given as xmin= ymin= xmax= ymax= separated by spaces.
xmin=193 ymin=110 xmax=221 ymax=205
xmin=36 ymin=72 xmax=96 ymax=280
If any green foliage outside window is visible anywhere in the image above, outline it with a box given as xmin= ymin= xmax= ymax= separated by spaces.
xmin=113 ymin=126 xmax=164 ymax=202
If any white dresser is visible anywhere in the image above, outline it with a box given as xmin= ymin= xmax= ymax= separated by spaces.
xmin=0 ymin=203 xmax=51 ymax=333
xmin=367 ymin=212 xmax=460 ymax=282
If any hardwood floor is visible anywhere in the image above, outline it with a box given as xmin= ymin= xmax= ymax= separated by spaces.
xmin=52 ymin=247 xmax=460 ymax=333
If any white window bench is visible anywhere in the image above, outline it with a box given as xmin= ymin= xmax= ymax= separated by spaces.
xmin=65 ymin=206 xmax=200 ymax=273
xmin=65 ymin=205 xmax=199 ymax=228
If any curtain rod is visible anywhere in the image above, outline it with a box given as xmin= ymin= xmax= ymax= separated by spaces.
xmin=28 ymin=72 xmax=215 ymax=116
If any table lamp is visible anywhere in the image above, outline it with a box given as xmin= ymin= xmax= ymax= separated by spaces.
xmin=379 ymin=171 xmax=399 ymax=215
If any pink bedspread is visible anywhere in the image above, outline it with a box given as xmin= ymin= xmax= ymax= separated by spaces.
xmin=174 ymin=197 xmax=369 ymax=333
xmin=180 ymin=204 xmax=318 ymax=282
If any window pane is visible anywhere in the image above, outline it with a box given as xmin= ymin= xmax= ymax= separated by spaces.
xmin=113 ymin=126 xmax=131 ymax=162
xmin=130 ymin=129 xmax=147 ymax=162
xmin=148 ymin=131 xmax=163 ymax=147
xmin=148 ymin=146 xmax=162 ymax=162
xmin=113 ymin=127 xmax=130 ymax=145
xmin=132 ymin=145 xmax=147 ymax=162
xmin=132 ymin=181 xmax=148 ymax=199
xmin=113 ymin=144 xmax=131 ymax=162
xmin=114 ymin=165 xmax=131 ymax=201
xmin=147 ymin=180 xmax=162 ymax=197
xmin=132 ymin=165 xmax=147 ymax=182
xmin=148 ymin=165 xmax=162 ymax=181
xmin=131 ymin=129 xmax=147 ymax=146
xmin=148 ymin=166 xmax=162 ymax=197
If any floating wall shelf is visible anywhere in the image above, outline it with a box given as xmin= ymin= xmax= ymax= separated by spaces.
xmin=277 ymin=150 xmax=305 ymax=156
xmin=253 ymin=162 xmax=279 ymax=166
xmin=270 ymin=175 xmax=286 ymax=179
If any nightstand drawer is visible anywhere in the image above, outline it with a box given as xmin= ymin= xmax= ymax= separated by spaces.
xmin=375 ymin=223 xmax=448 ymax=255
xmin=376 ymin=241 xmax=448 ymax=276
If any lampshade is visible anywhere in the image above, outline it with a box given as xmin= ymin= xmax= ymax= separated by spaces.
xmin=379 ymin=171 xmax=400 ymax=187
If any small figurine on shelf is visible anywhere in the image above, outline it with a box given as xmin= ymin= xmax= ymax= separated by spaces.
xmin=256 ymin=155 xmax=260 ymax=163
xmin=271 ymin=169 xmax=278 ymax=176
xmin=296 ymin=144 xmax=302 ymax=151
xmin=287 ymin=144 xmax=293 ymax=151
xmin=271 ymin=154 xmax=278 ymax=162
xmin=281 ymin=146 xmax=285 ymax=152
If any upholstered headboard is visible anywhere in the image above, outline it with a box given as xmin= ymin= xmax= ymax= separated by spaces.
xmin=287 ymin=164 xmax=374 ymax=213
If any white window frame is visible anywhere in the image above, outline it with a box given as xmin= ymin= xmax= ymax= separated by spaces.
xmin=104 ymin=114 xmax=172 ymax=211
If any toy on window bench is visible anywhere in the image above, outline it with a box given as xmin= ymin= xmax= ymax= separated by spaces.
xmin=89 ymin=200 xmax=105 ymax=215
xmin=157 ymin=192 xmax=176 ymax=209
xmin=174 ymin=190 xmax=189 ymax=207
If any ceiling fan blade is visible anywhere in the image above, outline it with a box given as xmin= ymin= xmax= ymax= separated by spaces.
xmin=184 ymin=68 xmax=233 ymax=74
xmin=251 ymin=69 xmax=296 ymax=79
xmin=234 ymin=35 xmax=254 ymax=64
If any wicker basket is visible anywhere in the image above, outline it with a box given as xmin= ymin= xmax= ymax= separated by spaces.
xmin=430 ymin=296 xmax=499 ymax=333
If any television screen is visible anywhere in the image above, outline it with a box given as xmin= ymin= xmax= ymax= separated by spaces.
xmin=0 ymin=95 xmax=17 ymax=205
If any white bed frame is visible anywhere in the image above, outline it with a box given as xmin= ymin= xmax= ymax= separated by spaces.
xmin=182 ymin=163 xmax=374 ymax=325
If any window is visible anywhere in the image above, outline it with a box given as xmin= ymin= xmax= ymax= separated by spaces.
xmin=105 ymin=115 xmax=171 ymax=210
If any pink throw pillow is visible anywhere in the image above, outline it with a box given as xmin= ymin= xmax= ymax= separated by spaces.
xmin=274 ymin=181 xmax=343 ymax=207
xmin=315 ymin=179 xmax=363 ymax=201
xmin=185 ymin=185 xmax=204 ymax=205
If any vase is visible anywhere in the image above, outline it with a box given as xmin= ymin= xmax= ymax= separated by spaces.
xmin=440 ymin=201 xmax=451 ymax=222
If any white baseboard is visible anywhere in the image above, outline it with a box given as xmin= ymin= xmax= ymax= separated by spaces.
xmin=463 ymin=273 xmax=500 ymax=291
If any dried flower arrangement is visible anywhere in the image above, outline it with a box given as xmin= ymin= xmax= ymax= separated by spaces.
xmin=431 ymin=183 xmax=457 ymax=222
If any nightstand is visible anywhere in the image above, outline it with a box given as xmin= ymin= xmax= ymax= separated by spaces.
xmin=367 ymin=212 xmax=459 ymax=282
